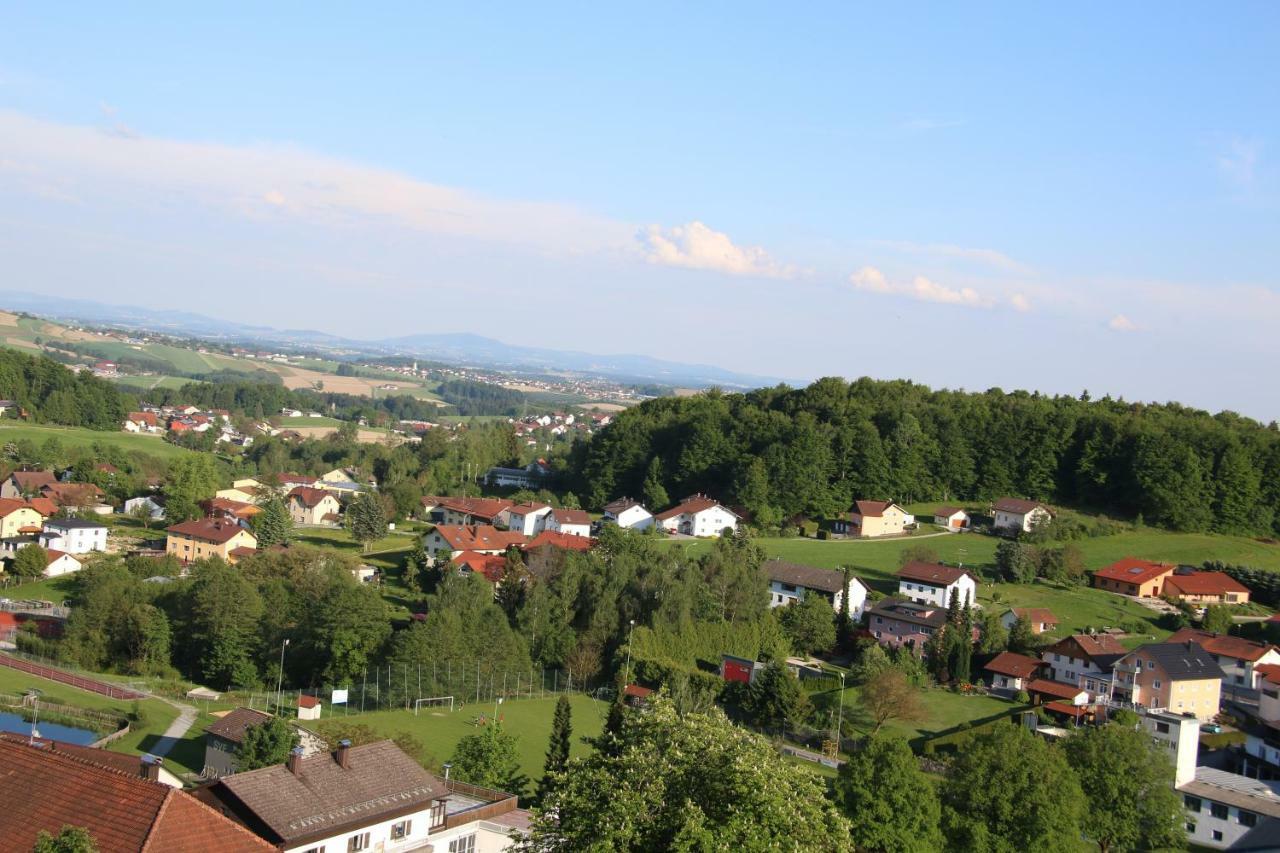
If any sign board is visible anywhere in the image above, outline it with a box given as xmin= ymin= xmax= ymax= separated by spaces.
xmin=331 ymin=688 xmax=349 ymax=705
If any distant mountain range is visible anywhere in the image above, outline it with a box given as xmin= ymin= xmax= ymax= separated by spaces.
xmin=0 ymin=291 xmax=780 ymax=390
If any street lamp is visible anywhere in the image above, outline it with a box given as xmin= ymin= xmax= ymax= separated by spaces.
xmin=835 ymin=672 xmax=845 ymax=754
xmin=442 ymin=762 xmax=452 ymax=782
xmin=494 ymin=695 xmax=504 ymax=723
xmin=28 ymin=688 xmax=42 ymax=745
xmin=623 ymin=619 xmax=636 ymax=690
xmin=276 ymin=638 xmax=290 ymax=714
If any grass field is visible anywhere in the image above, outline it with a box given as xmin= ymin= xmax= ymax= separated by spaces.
xmin=113 ymin=374 xmax=199 ymax=392
xmin=0 ymin=573 xmax=78 ymax=604
xmin=278 ymin=415 xmax=344 ymax=428
xmin=326 ymin=693 xmax=609 ymax=781
xmin=836 ymin=683 xmax=1018 ymax=742
xmin=0 ymin=423 xmax=193 ymax=461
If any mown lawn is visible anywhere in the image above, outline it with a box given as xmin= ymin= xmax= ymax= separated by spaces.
xmin=0 ymin=573 xmax=78 ymax=605
xmin=0 ymin=423 xmax=192 ymax=461
xmin=831 ymin=682 xmax=1018 ymax=742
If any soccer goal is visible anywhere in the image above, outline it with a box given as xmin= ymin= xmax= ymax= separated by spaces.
xmin=413 ymin=696 xmax=455 ymax=715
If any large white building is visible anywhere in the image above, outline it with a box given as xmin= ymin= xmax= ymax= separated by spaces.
xmin=39 ymin=518 xmax=108 ymax=554
xmin=601 ymin=498 xmax=654 ymax=531
xmin=654 ymin=495 xmax=739 ymax=537
xmin=992 ymin=498 xmax=1053 ymax=534
xmin=895 ymin=562 xmax=977 ymax=609
xmin=507 ymin=502 xmax=554 ymax=537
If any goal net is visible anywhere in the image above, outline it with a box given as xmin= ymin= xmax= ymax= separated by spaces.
xmin=413 ymin=696 xmax=455 ymax=715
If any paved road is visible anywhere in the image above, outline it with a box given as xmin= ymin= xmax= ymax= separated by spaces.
xmin=143 ymin=694 xmax=198 ymax=759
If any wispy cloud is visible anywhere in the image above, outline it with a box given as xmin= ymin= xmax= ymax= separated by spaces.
xmin=1217 ymin=137 xmax=1261 ymax=188
xmin=638 ymin=221 xmax=797 ymax=279
xmin=874 ymin=239 xmax=1030 ymax=272
xmin=1108 ymin=314 xmax=1139 ymax=332
xmin=849 ymin=265 xmax=994 ymax=308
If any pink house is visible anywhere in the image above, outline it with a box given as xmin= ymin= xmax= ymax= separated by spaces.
xmin=867 ymin=598 xmax=949 ymax=652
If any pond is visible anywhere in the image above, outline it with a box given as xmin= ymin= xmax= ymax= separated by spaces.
xmin=0 ymin=710 xmax=99 ymax=745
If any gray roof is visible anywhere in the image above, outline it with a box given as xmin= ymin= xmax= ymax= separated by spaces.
xmin=43 ymin=518 xmax=107 ymax=530
xmin=1129 ymin=641 xmax=1225 ymax=680
xmin=763 ymin=559 xmax=854 ymax=595
xmin=215 ymin=740 xmax=447 ymax=842
xmin=205 ymin=707 xmax=273 ymax=745
xmin=1180 ymin=767 xmax=1280 ymax=819
xmin=867 ymin=598 xmax=948 ymax=629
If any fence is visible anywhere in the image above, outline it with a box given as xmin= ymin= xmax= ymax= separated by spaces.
xmin=0 ymin=652 xmax=145 ymax=700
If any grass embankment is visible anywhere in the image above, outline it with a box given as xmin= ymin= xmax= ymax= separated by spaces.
xmin=0 ymin=423 xmax=192 ymax=461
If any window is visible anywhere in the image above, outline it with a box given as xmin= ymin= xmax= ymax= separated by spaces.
xmin=1210 ymin=803 xmax=1229 ymax=820
xmin=430 ymin=801 xmax=446 ymax=829
xmin=347 ymin=833 xmax=371 ymax=852
xmin=390 ymin=820 xmax=412 ymax=840
xmin=1146 ymin=661 xmax=1155 ymax=669
xmin=1156 ymin=722 xmax=1170 ymax=734
xmin=449 ymin=835 xmax=477 ymax=853
xmin=1240 ymin=811 xmax=1258 ymax=827
xmin=1185 ymin=822 xmax=1196 ymax=833
xmin=1153 ymin=680 xmax=1162 ymax=689
xmin=1184 ymin=795 xmax=1202 ymax=812
xmin=1213 ymin=830 xmax=1223 ymax=842
xmin=302 ymin=848 xmax=326 ymax=853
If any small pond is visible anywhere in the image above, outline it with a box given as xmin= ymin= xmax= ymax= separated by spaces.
xmin=0 ymin=710 xmax=99 ymax=745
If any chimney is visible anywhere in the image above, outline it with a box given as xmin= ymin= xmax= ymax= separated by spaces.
xmin=335 ymin=739 xmax=351 ymax=769
xmin=287 ymin=746 xmax=305 ymax=777
xmin=140 ymin=753 xmax=163 ymax=782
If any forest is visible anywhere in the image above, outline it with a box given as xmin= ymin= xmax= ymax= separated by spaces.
xmin=0 ymin=348 xmax=133 ymax=430
xmin=570 ymin=376 xmax=1280 ymax=536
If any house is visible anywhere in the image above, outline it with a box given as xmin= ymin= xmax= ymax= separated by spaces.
xmin=866 ymin=598 xmax=950 ymax=652
xmin=40 ymin=482 xmax=107 ymax=513
xmin=992 ymin=498 xmax=1053 ymax=534
xmin=203 ymin=708 xmax=327 ymax=779
xmin=1111 ymin=641 xmax=1224 ymax=719
xmin=1178 ymin=766 xmax=1280 ymax=850
xmin=654 ymin=494 xmax=740 ymax=537
xmin=1243 ymin=665 xmax=1280 ymax=776
xmin=205 ymin=497 xmax=261 ymax=526
xmin=896 ymin=561 xmax=977 ymax=609
xmin=453 ymin=551 xmax=508 ymax=583
xmin=0 ymin=498 xmax=46 ymax=539
xmin=1092 ymin=557 xmax=1177 ymax=597
xmin=123 ymin=411 xmax=162 ymax=434
xmin=0 ymin=470 xmax=56 ymax=499
xmin=984 ymin=651 xmax=1045 ymax=692
xmin=297 ymin=695 xmax=321 ymax=722
xmin=438 ymin=497 xmax=515 ymax=527
xmin=40 ymin=518 xmax=108 ymax=554
xmin=423 ymin=525 xmax=526 ymax=562
xmin=1164 ymin=571 xmax=1252 ymax=605
xmin=286 ymin=487 xmax=342 ymax=526
xmin=166 ymin=518 xmax=258 ymax=564
xmin=547 ymin=508 xmax=591 ymax=538
xmin=123 ymin=494 xmax=167 ymax=520
xmin=834 ymin=500 xmax=913 ymax=538
xmin=0 ymin=736 xmax=273 ymax=852
xmin=1025 ymin=677 xmax=1091 ymax=707
xmin=484 ymin=461 xmax=549 ymax=489
xmin=1041 ymin=634 xmax=1128 ymax=698
xmin=216 ymin=485 xmax=262 ymax=503
xmin=194 ymin=739 xmax=528 ymax=853
xmin=1167 ymin=628 xmax=1280 ymax=703
xmin=41 ymin=549 xmax=82 ymax=578
xmin=1000 ymin=607 xmax=1059 ymax=635
xmin=507 ymin=502 xmax=553 ymax=536
xmin=602 ymin=497 xmax=654 ymax=531
xmin=522 ymin=530 xmax=596 ymax=554
xmin=762 ymin=558 xmax=868 ymax=619
xmin=932 ymin=506 xmax=970 ymax=530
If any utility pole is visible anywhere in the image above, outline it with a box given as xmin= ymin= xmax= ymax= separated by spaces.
xmin=275 ymin=638 xmax=290 ymax=714
xmin=623 ymin=619 xmax=636 ymax=689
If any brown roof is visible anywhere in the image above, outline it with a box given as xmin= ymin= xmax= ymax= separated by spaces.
xmin=509 ymin=501 xmax=551 ymax=515
xmin=1026 ymin=678 xmax=1087 ymax=700
xmin=603 ymin=497 xmax=643 ymax=514
xmin=432 ymin=524 xmax=526 ymax=553
xmin=9 ymin=471 xmax=56 ymax=491
xmin=438 ymin=497 xmax=514 ymax=521
xmin=40 ymin=482 xmax=103 ymax=505
xmin=298 ymin=695 xmax=320 ymax=709
xmin=453 ymin=550 xmax=508 ymax=582
xmin=167 ymin=518 xmax=255 ymax=545
xmin=1167 ymin=628 xmax=1277 ymax=663
xmin=288 ymin=487 xmax=335 ymax=509
xmin=866 ymin=598 xmax=948 ymax=629
xmin=654 ymin=495 xmax=736 ymax=522
xmin=0 ymin=733 xmax=159 ymax=780
xmin=763 ymin=558 xmax=851 ymax=594
xmin=206 ymin=497 xmax=261 ymax=519
xmin=1044 ymin=633 xmax=1127 ymax=662
xmin=933 ymin=506 xmax=964 ymax=518
xmin=1094 ymin=557 xmax=1176 ymax=585
xmin=25 ymin=497 xmax=57 ymax=517
xmin=851 ymin=500 xmax=896 ymax=518
xmin=552 ymin=508 xmax=591 ymax=526
xmin=210 ymin=740 xmax=448 ymax=844
xmin=0 ymin=736 xmax=273 ymax=851
xmin=1044 ymin=700 xmax=1088 ymax=719
xmin=205 ymin=707 xmax=274 ymax=745
xmin=1010 ymin=607 xmax=1059 ymax=626
xmin=1163 ymin=572 xmax=1251 ymax=597
xmin=984 ymin=651 xmax=1044 ymax=679
xmin=993 ymin=498 xmax=1050 ymax=515
xmin=897 ymin=561 xmax=975 ymax=587
xmin=523 ymin=530 xmax=595 ymax=553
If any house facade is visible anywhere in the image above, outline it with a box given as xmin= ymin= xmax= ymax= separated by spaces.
xmin=866 ymin=598 xmax=949 ymax=652
xmin=438 ymin=498 xmax=515 ymax=528
xmin=835 ymin=500 xmax=912 ymax=538
xmin=895 ymin=562 xmax=977 ymax=608
xmin=423 ymin=525 xmax=526 ymax=562
xmin=1164 ymin=572 xmax=1252 ymax=605
xmin=654 ymin=495 xmax=739 ymax=537
xmin=602 ymin=498 xmax=653 ymax=531
xmin=0 ymin=499 xmax=45 ymax=539
xmin=203 ymin=707 xmax=327 ymax=779
xmin=1000 ymin=607 xmax=1059 ymax=635
xmin=166 ymin=519 xmax=258 ymax=564
xmin=932 ymin=506 xmax=969 ymax=529
xmin=547 ymin=508 xmax=591 ymax=537
xmin=123 ymin=495 xmax=166 ymax=520
xmin=507 ymin=502 xmax=553 ymax=536
xmin=1167 ymin=628 xmax=1280 ymax=703
xmin=0 ymin=470 xmax=56 ymax=499
xmin=1093 ymin=557 xmax=1177 ymax=597
xmin=984 ymin=651 xmax=1044 ymax=692
xmin=1040 ymin=634 xmax=1128 ymax=699
xmin=43 ymin=550 xmax=82 ymax=577
xmin=1111 ymin=641 xmax=1224 ymax=720
xmin=286 ymin=487 xmax=342 ymax=526
xmin=40 ymin=518 xmax=108 ymax=554
xmin=992 ymin=498 xmax=1053 ymax=534
xmin=763 ymin=558 xmax=868 ymax=620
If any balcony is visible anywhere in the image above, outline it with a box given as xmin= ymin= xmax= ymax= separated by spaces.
xmin=434 ymin=779 xmax=520 ymax=833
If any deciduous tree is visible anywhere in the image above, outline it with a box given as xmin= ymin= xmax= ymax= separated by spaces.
xmin=237 ymin=717 xmax=299 ymax=771
xmin=835 ymin=735 xmax=943 ymax=852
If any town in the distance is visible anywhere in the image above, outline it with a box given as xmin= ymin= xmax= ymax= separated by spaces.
xmin=0 ymin=304 xmax=1276 ymax=852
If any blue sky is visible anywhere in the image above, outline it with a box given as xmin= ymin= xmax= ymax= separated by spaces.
xmin=1 ymin=4 xmax=1277 ymax=415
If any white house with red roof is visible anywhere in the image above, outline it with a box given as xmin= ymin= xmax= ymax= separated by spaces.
xmin=546 ymin=508 xmax=591 ymax=538
xmin=602 ymin=497 xmax=653 ymax=531
xmin=984 ymin=651 xmax=1044 ymax=692
xmin=654 ymin=494 xmax=739 ymax=537
xmin=41 ymin=549 xmax=82 ymax=578
xmin=895 ymin=562 xmax=977 ymax=609
xmin=507 ymin=502 xmax=553 ymax=536
xmin=992 ymin=498 xmax=1053 ymax=533
xmin=286 ymin=487 xmax=342 ymax=526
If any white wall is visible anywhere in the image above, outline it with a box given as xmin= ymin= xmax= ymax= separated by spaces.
xmin=897 ymin=575 xmax=974 ymax=609
xmin=613 ymin=505 xmax=653 ymax=530
xmin=281 ymin=810 xmax=519 ymax=853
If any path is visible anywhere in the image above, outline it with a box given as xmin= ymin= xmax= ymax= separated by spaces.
xmin=145 ymin=695 xmax=197 ymax=759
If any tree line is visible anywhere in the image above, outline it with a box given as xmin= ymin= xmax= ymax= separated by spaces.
xmin=570 ymin=376 xmax=1280 ymax=536
xmin=0 ymin=348 xmax=133 ymax=430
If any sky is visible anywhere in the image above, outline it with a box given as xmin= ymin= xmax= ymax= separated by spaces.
xmin=0 ymin=4 xmax=1278 ymax=417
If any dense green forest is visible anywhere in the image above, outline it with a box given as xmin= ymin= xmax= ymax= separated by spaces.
xmin=0 ymin=349 xmax=133 ymax=429
xmin=437 ymin=378 xmax=527 ymax=416
xmin=570 ymin=377 xmax=1280 ymax=536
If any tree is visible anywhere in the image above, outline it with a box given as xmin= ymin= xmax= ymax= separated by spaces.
xmin=10 ymin=543 xmax=49 ymax=579
xmin=996 ymin=540 xmax=1036 ymax=583
xmin=861 ymin=668 xmax=925 ymax=736
xmin=1202 ymin=604 xmax=1234 ymax=635
xmin=744 ymin=659 xmax=807 ymax=731
xmin=33 ymin=825 xmax=98 ymax=853
xmin=450 ymin=721 xmax=528 ymax=798
xmin=251 ymin=493 xmax=292 ymax=548
xmin=835 ymin=735 xmax=943 ymax=853
xmin=163 ymin=455 xmax=221 ymax=524
xmin=236 ymin=717 xmax=299 ymax=771
xmin=519 ymin=696 xmax=853 ymax=851
xmin=777 ymin=594 xmax=837 ymax=656
xmin=128 ymin=500 xmax=157 ymax=531
xmin=977 ymin=610 xmax=1009 ymax=654
xmin=1007 ymin=616 xmax=1036 ymax=655
xmin=347 ymin=491 xmax=387 ymax=552
xmin=941 ymin=722 xmax=1085 ymax=852
xmin=641 ymin=457 xmax=669 ymax=511
xmin=536 ymin=696 xmax=572 ymax=804
xmin=1064 ymin=723 xmax=1184 ymax=853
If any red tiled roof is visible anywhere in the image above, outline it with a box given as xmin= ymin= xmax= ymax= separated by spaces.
xmin=298 ymin=695 xmax=320 ymax=709
xmin=432 ymin=524 xmax=526 ymax=553
xmin=206 ymin=497 xmax=260 ymax=519
xmin=0 ymin=736 xmax=272 ymax=851
xmin=524 ymin=530 xmax=596 ymax=553
xmin=25 ymin=497 xmax=57 ymax=517
xmin=228 ymin=546 xmax=258 ymax=559
xmin=1257 ymin=664 xmax=1280 ymax=686
xmin=1044 ymin=700 xmax=1088 ymax=719
xmin=453 ymin=551 xmax=508 ymax=582
xmin=654 ymin=496 xmax=736 ymax=522
xmin=288 ymin=487 xmax=334 ymax=509
xmin=166 ymin=518 xmax=255 ymax=545
xmin=934 ymin=506 xmax=964 ymax=518
xmin=40 ymin=482 xmax=103 ymax=506
xmin=439 ymin=497 xmax=514 ymax=521
xmin=1094 ymin=557 xmax=1176 ymax=586
xmin=1163 ymin=572 xmax=1251 ymax=597
xmin=0 ymin=497 xmax=39 ymax=518
xmin=984 ymin=651 xmax=1043 ymax=679
xmin=1026 ymin=678 xmax=1086 ymax=700
xmin=851 ymin=500 xmax=895 ymax=518
xmin=1045 ymin=633 xmax=1127 ymax=660
xmin=1167 ymin=628 xmax=1277 ymax=663
xmin=128 ymin=411 xmax=159 ymax=426
xmin=897 ymin=561 xmax=974 ymax=587
xmin=1011 ymin=607 xmax=1058 ymax=626
xmin=623 ymin=684 xmax=654 ymax=699
xmin=509 ymin=501 xmax=551 ymax=515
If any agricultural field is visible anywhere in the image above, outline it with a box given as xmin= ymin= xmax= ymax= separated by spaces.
xmin=113 ymin=374 xmax=198 ymax=392
xmin=277 ymin=415 xmax=345 ymax=428
xmin=0 ymin=423 xmax=193 ymax=461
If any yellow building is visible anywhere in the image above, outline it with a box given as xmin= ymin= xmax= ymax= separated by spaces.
xmin=165 ymin=518 xmax=258 ymax=564
xmin=0 ymin=498 xmax=48 ymax=539
xmin=1112 ymin=641 xmax=1223 ymax=721
xmin=838 ymin=500 xmax=912 ymax=538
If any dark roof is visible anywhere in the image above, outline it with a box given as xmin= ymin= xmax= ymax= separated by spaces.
xmin=763 ymin=559 xmax=852 ymax=595
xmin=10 ymin=471 xmax=56 ymax=490
xmin=287 ymin=487 xmax=334 ymax=508
xmin=205 ymin=707 xmax=274 ymax=745
xmin=551 ymin=508 xmax=591 ymax=525
xmin=166 ymin=518 xmax=253 ymax=544
xmin=212 ymin=740 xmax=448 ymax=843
xmin=0 ymin=736 xmax=272 ymax=851
xmin=897 ymin=561 xmax=975 ymax=587
xmin=1045 ymin=633 xmax=1127 ymax=661
xmin=933 ymin=506 xmax=964 ymax=517
xmin=993 ymin=497 xmax=1050 ymax=515
xmin=851 ymin=500 xmax=895 ymax=517
xmin=866 ymin=598 xmax=947 ymax=629
xmin=603 ymin=497 xmax=644 ymax=515
xmin=1128 ymin=641 xmax=1226 ymax=680
xmin=42 ymin=517 xmax=107 ymax=530
xmin=1026 ymin=678 xmax=1087 ymax=699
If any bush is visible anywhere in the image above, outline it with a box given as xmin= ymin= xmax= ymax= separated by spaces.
xmin=1014 ymin=690 xmax=1031 ymax=704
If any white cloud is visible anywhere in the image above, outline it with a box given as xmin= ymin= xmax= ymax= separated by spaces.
xmin=874 ymin=240 xmax=1029 ymax=272
xmin=638 ymin=221 xmax=796 ymax=279
xmin=850 ymin=266 xmax=994 ymax=308
xmin=262 ymin=189 xmax=286 ymax=206
xmin=1108 ymin=314 xmax=1139 ymax=332
xmin=1217 ymin=137 xmax=1261 ymax=188
xmin=1010 ymin=293 xmax=1031 ymax=312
